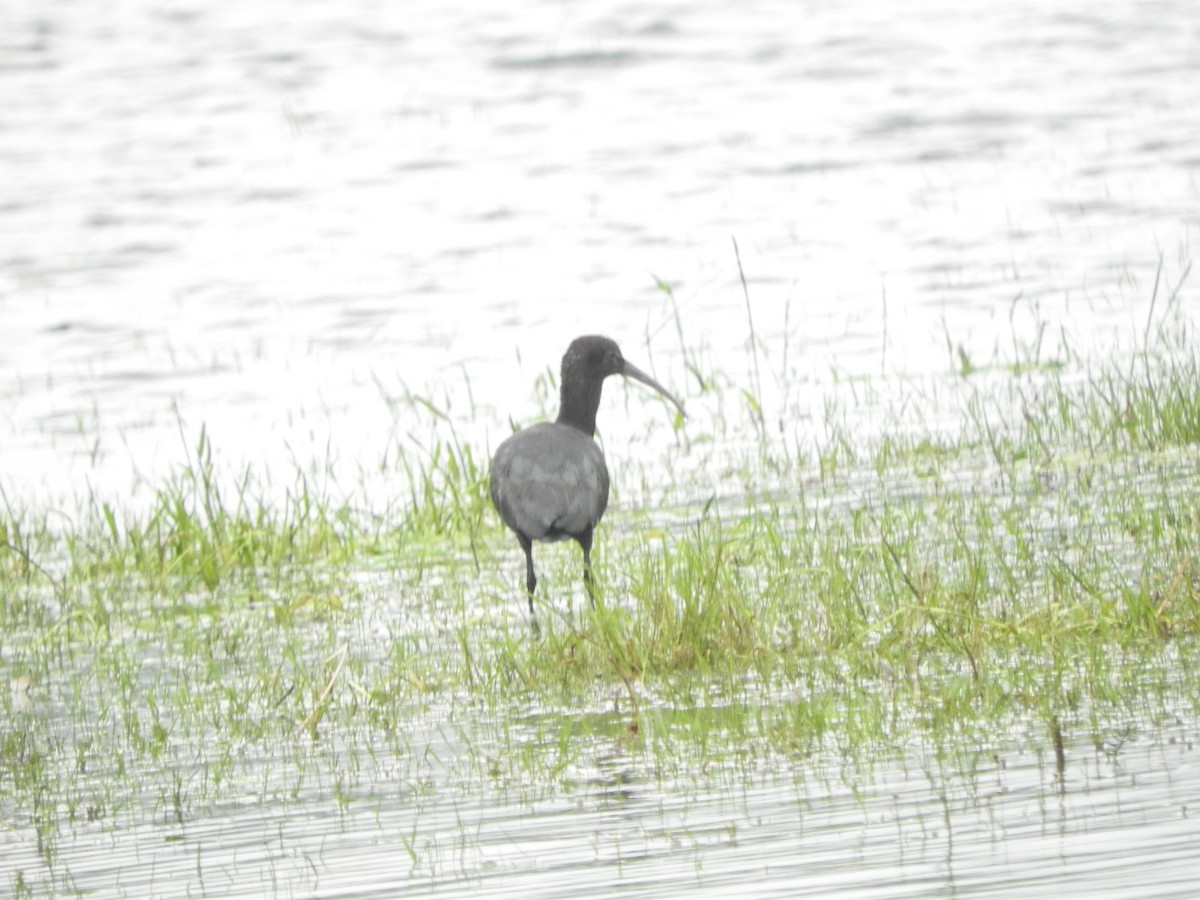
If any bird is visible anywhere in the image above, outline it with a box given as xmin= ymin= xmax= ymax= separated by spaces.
xmin=490 ymin=335 xmax=685 ymax=618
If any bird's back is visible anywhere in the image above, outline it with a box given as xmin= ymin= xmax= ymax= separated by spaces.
xmin=490 ymin=422 xmax=610 ymax=542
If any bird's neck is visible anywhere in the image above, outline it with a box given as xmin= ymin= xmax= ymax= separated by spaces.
xmin=556 ymin=379 xmax=604 ymax=436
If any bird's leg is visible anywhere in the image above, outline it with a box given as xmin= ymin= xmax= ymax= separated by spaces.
xmin=578 ymin=528 xmax=596 ymax=608
xmin=518 ymin=533 xmax=537 ymax=616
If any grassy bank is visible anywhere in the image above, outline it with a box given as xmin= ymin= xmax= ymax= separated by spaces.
xmin=3 ymin=320 xmax=1200 ymax=877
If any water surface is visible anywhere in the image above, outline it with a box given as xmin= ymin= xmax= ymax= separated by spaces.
xmin=2 ymin=0 xmax=1199 ymax=896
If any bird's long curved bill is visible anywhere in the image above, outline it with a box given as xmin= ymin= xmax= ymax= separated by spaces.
xmin=621 ymin=360 xmax=686 ymax=419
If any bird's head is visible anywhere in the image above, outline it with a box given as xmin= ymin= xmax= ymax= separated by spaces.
xmin=558 ymin=335 xmax=685 ymax=430
xmin=562 ymin=335 xmax=625 ymax=385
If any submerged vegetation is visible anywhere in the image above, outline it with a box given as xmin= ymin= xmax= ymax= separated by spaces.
xmin=2 ymin=300 xmax=1200 ymax=890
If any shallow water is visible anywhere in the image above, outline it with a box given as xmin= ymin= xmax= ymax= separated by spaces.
xmin=3 ymin=0 xmax=1200 ymax=896
xmin=2 ymin=0 xmax=1197 ymax=505
xmin=5 ymin=677 xmax=1198 ymax=899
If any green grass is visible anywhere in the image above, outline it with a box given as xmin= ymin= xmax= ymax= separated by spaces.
xmin=3 ymin=311 xmax=1200 ymax=883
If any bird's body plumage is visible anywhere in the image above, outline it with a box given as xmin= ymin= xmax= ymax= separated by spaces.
xmin=489 ymin=421 xmax=609 ymax=543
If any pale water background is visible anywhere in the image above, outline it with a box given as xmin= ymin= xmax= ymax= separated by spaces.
xmin=3 ymin=0 xmax=1197 ymax=509
xmin=2 ymin=0 xmax=1200 ymax=896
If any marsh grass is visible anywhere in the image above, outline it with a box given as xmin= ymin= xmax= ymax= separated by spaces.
xmin=3 ymin=307 xmax=1200 ymax=886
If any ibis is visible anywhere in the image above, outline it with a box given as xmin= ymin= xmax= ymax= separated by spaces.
xmin=490 ymin=335 xmax=684 ymax=617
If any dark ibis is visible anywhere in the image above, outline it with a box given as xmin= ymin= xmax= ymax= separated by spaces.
xmin=490 ymin=335 xmax=685 ymax=616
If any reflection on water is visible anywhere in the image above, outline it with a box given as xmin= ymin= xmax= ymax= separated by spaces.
xmin=4 ymin=684 xmax=1196 ymax=898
